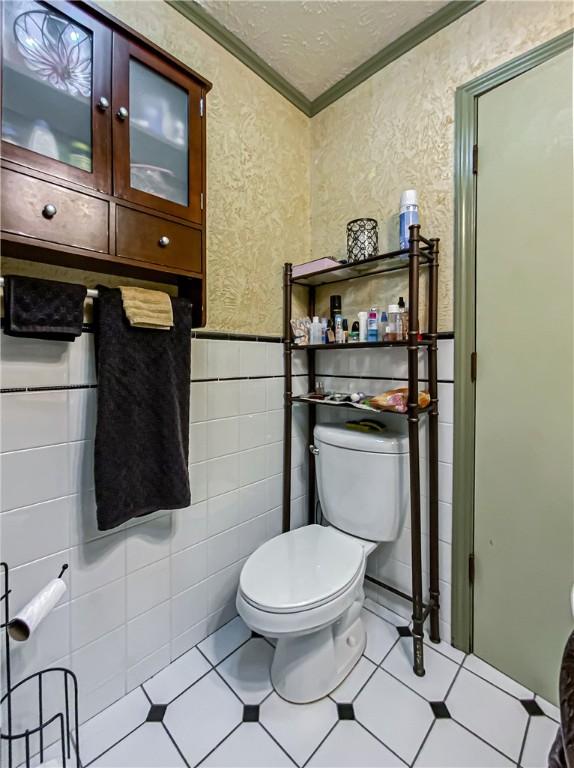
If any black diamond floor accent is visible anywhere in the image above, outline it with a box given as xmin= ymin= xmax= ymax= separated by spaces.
xmin=146 ymin=704 xmax=167 ymax=722
xmin=337 ymin=703 xmax=355 ymax=720
xmin=243 ymin=704 xmax=260 ymax=722
xmin=251 ymin=631 xmax=262 ymax=639
xmin=430 ymin=701 xmax=451 ymax=719
xmin=521 ymin=699 xmax=545 ymax=716
xmin=397 ymin=626 xmax=412 ymax=637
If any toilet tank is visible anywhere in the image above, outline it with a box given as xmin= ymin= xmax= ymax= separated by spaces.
xmin=314 ymin=424 xmax=409 ymax=542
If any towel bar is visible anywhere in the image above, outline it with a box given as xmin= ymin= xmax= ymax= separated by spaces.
xmin=0 ymin=276 xmax=98 ymax=299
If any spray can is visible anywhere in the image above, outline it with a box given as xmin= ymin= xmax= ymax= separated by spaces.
xmin=399 ymin=190 xmax=419 ymax=250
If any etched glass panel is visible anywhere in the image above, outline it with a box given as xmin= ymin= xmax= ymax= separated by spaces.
xmin=1 ymin=0 xmax=93 ymax=171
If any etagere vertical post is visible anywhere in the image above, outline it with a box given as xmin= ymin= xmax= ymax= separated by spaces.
xmin=282 ymin=223 xmax=440 ymax=676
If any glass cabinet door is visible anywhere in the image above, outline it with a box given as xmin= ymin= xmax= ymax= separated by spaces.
xmin=112 ymin=37 xmax=203 ymax=224
xmin=1 ymin=0 xmax=111 ymax=191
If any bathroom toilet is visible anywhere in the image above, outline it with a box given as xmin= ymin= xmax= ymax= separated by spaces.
xmin=236 ymin=423 xmax=409 ymax=703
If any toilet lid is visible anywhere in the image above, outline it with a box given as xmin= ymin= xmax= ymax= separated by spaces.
xmin=239 ymin=525 xmax=365 ymax=613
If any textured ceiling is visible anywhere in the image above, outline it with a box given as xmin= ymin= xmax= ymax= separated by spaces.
xmin=196 ymin=0 xmax=450 ymax=100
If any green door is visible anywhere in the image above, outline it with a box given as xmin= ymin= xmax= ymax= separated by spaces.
xmin=473 ymin=47 xmax=573 ymax=704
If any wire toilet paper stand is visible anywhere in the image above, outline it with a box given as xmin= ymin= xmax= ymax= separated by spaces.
xmin=1 ymin=562 xmax=81 ymax=768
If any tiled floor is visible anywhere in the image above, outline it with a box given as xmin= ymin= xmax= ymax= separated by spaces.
xmin=66 ymin=600 xmax=559 ymax=768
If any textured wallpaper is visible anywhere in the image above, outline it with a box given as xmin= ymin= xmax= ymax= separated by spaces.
xmin=310 ymin=1 xmax=573 ymax=332
xmin=3 ymin=0 xmax=311 ymax=337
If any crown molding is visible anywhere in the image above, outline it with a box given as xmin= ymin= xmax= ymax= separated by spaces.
xmin=167 ymin=0 xmax=484 ymax=118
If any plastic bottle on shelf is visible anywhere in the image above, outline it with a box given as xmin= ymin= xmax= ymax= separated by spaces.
xmin=399 ymin=190 xmax=419 ymax=250
xmin=378 ymin=311 xmax=388 ymax=341
xmin=387 ymin=304 xmax=401 ymax=342
xmin=367 ymin=308 xmax=378 ymax=342
xmin=358 ymin=312 xmax=368 ymax=342
xmin=321 ymin=318 xmax=328 ymax=344
xmin=310 ymin=316 xmax=322 ymax=345
xmin=398 ymin=297 xmax=408 ymax=341
xmin=335 ymin=314 xmax=344 ymax=343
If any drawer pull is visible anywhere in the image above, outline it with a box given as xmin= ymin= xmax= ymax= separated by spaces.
xmin=116 ymin=106 xmax=129 ymax=121
xmin=97 ymin=96 xmax=110 ymax=111
xmin=158 ymin=236 xmax=170 ymax=247
xmin=42 ymin=203 xmax=57 ymax=219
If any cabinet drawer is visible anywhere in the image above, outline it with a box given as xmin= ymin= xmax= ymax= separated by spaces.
xmin=116 ymin=207 xmax=202 ymax=273
xmin=1 ymin=170 xmax=109 ymax=253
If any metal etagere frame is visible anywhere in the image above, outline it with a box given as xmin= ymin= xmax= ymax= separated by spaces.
xmin=281 ymin=224 xmax=440 ymax=676
xmin=0 ymin=562 xmax=81 ymax=768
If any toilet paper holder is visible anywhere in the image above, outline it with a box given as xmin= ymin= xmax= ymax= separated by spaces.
xmin=0 ymin=561 xmax=81 ymax=768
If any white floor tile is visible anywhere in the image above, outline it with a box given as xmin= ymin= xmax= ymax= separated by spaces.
xmin=330 ymin=656 xmax=377 ymax=703
xmin=217 ymin=638 xmax=273 ymax=704
xmin=423 ymin=636 xmax=465 ymax=665
xmin=202 ymin=723 xmax=294 ymax=767
xmin=308 ymin=721 xmax=405 ymax=767
xmin=198 ymin=616 xmax=251 ymax=665
xmin=521 ymin=716 xmax=560 ymax=768
xmin=361 ymin=609 xmax=398 ymax=664
xmin=144 ymin=647 xmax=211 ymax=703
xmin=535 ymin=694 xmax=560 ymax=723
xmin=354 ymin=669 xmax=434 ymax=764
xmin=164 ymin=670 xmax=243 ymax=766
xmin=381 ymin=638 xmax=458 ymax=701
xmin=260 ymin=692 xmax=338 ymax=766
xmin=91 ymin=723 xmax=185 ymax=767
xmin=79 ymin=686 xmax=150 ymax=765
xmin=414 ymin=720 xmax=513 ymax=767
xmin=463 ymin=654 xmax=533 ymax=699
xmin=363 ymin=598 xmax=406 ymax=627
xmin=446 ymin=669 xmax=528 ymax=761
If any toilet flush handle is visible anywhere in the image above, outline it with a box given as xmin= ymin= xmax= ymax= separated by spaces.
xmin=309 ymin=445 xmax=320 ymax=455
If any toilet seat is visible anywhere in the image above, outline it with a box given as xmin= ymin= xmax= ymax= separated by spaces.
xmin=239 ymin=525 xmax=365 ymax=614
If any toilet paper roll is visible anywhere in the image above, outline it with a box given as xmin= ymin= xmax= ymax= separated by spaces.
xmin=8 ymin=578 xmax=67 ymax=642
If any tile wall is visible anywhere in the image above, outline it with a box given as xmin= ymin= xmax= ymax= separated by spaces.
xmin=310 ymin=338 xmax=455 ymax=641
xmin=0 ymin=334 xmax=308 ymax=745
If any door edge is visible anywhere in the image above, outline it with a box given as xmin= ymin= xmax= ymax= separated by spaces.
xmin=451 ymin=29 xmax=574 ymax=654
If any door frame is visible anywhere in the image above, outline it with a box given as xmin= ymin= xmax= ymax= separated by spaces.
xmin=451 ymin=30 xmax=573 ymax=653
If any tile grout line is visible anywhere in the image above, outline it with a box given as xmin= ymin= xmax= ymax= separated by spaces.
xmin=516 ymin=714 xmax=531 ymax=767
xmin=84 ymin=720 xmax=147 ymax=767
xmin=461 ymin=662 xmax=535 ymax=703
xmin=300 ymin=720 xmax=339 ymax=767
xmin=258 ymin=721 xmax=300 ymax=767
xmin=409 ymin=718 xmax=436 ymax=767
xmin=354 ymin=718 xmax=410 ymax=766
xmin=162 ymin=720 xmax=192 ymax=768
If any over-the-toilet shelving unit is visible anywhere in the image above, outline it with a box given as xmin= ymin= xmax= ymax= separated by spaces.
xmin=282 ymin=224 xmax=440 ymax=677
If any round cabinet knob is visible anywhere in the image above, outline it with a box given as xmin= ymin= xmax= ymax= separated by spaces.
xmin=158 ymin=236 xmax=170 ymax=248
xmin=42 ymin=203 xmax=57 ymax=219
xmin=116 ymin=106 xmax=129 ymax=121
xmin=97 ymin=96 xmax=110 ymax=111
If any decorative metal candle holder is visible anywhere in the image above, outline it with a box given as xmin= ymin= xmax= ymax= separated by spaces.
xmin=346 ymin=219 xmax=378 ymax=262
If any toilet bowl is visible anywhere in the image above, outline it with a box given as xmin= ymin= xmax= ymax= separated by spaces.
xmin=237 ymin=424 xmax=409 ymax=703
xmin=237 ymin=524 xmax=376 ymax=703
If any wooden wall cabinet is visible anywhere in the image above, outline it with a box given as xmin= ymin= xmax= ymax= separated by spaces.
xmin=0 ymin=0 xmax=210 ymax=326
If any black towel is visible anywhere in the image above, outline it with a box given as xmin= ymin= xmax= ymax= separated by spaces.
xmin=3 ymin=275 xmax=87 ymax=341
xmin=94 ymin=287 xmax=192 ymax=530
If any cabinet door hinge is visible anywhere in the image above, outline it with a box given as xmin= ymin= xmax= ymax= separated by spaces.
xmin=472 ymin=144 xmax=478 ymax=175
xmin=470 ymin=351 xmax=477 ymax=382
xmin=200 ymin=192 xmax=204 ymax=210
xmin=200 ymin=97 xmax=204 ymax=117
xmin=469 ymin=553 xmax=475 ymax=585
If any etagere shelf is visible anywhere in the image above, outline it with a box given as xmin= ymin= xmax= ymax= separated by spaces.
xmin=282 ymin=224 xmax=440 ymax=677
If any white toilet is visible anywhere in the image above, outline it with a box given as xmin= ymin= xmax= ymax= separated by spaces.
xmin=236 ymin=423 xmax=409 ymax=703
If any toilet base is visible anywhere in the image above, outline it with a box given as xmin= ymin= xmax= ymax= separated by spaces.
xmin=270 ymin=597 xmax=366 ymax=704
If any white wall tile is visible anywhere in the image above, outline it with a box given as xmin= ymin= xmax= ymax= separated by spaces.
xmin=207 ymin=528 xmax=240 ymax=575
xmin=239 ymin=413 xmax=266 ymax=451
xmin=240 ymin=379 xmax=267 ymax=415
xmin=127 ymin=557 xmax=170 ymax=619
xmin=0 ymin=335 xmax=68 ymax=389
xmin=171 ymin=541 xmax=208 ymax=595
xmin=171 ymin=579 xmax=209 ymax=639
xmin=70 ymin=530 xmax=126 ymax=598
xmin=208 ymin=340 xmax=240 ymax=379
xmin=127 ymin=643 xmax=171 ymax=692
xmin=208 ymin=417 xmax=239 ymax=459
xmin=126 ymin=515 xmax=172 ymax=572
xmin=191 ymin=338 xmax=208 ymax=380
xmin=266 ymin=378 xmax=283 ymax=410
xmin=71 ymin=578 xmax=125 ymax=649
xmin=239 ymin=480 xmax=267 ymax=524
xmin=127 ymin=600 xmax=171 ymax=667
xmin=71 ymin=626 xmax=126 ymax=695
xmin=265 ymin=343 xmax=284 ymax=377
xmin=190 ymin=422 xmax=208 ymax=464
xmin=240 ymin=341 xmax=268 ymax=377
xmin=207 ymin=560 xmax=244 ymax=615
xmin=172 ymin=502 xmax=207 ymax=553
xmin=190 ymin=461 xmax=208 ymax=504
xmin=1 ymin=391 xmax=68 ymax=452
xmin=207 ymin=454 xmax=240 ymax=498
xmin=207 ymin=489 xmax=239 ymax=537
xmin=1 ymin=443 xmax=70 ymax=511
xmin=265 ymin=442 xmax=283 ymax=477
xmin=239 ymin=514 xmax=268 ymax=559
xmin=69 ymin=439 xmax=94 ymax=492
xmin=240 ymin=446 xmax=267 ymax=486
xmin=68 ymin=388 xmax=97 ymax=442
xmin=207 ymin=380 xmax=240 ymax=420
xmin=265 ymin=410 xmax=283 ymax=444
xmin=190 ymin=381 xmax=207 ymax=423
xmin=68 ymin=333 xmax=96 ymax=386
xmin=1 ymin=496 xmax=71 ymax=567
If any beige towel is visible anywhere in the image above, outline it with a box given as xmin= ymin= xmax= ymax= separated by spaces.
xmin=119 ymin=287 xmax=173 ymax=330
